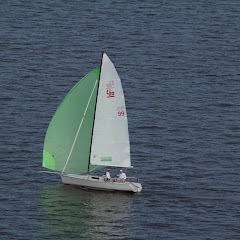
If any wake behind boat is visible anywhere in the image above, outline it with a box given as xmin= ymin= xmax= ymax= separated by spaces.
xmin=42 ymin=53 xmax=142 ymax=193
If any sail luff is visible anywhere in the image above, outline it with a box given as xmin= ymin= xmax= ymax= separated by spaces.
xmin=62 ymin=79 xmax=98 ymax=173
xmin=87 ymin=52 xmax=105 ymax=173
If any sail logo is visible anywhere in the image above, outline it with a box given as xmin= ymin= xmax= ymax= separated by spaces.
xmin=101 ymin=157 xmax=112 ymax=161
xmin=117 ymin=106 xmax=125 ymax=116
xmin=106 ymin=80 xmax=115 ymax=98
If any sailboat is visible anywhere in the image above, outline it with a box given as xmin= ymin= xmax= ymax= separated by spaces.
xmin=42 ymin=53 xmax=142 ymax=193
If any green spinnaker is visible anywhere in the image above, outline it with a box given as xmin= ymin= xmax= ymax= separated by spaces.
xmin=42 ymin=68 xmax=105 ymax=174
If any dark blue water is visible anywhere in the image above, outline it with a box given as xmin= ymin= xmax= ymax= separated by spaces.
xmin=1 ymin=1 xmax=240 ymax=239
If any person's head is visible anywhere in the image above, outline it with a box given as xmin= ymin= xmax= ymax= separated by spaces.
xmin=120 ymin=170 xmax=123 ymax=173
xmin=108 ymin=169 xmax=111 ymax=172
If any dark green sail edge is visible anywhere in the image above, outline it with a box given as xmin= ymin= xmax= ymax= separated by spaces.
xmin=43 ymin=68 xmax=105 ymax=174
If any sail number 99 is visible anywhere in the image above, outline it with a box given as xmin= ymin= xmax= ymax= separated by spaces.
xmin=117 ymin=106 xmax=125 ymax=116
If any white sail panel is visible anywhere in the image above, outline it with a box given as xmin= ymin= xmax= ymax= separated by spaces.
xmin=90 ymin=53 xmax=132 ymax=168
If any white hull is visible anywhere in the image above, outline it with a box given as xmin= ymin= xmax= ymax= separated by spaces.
xmin=61 ymin=174 xmax=142 ymax=193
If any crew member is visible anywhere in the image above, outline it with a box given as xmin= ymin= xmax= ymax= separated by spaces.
xmin=106 ymin=169 xmax=111 ymax=180
xmin=119 ymin=170 xmax=126 ymax=180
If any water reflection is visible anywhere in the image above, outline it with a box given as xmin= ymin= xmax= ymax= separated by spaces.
xmin=38 ymin=185 xmax=134 ymax=240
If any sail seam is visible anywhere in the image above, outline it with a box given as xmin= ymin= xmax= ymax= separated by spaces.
xmin=62 ymin=79 xmax=98 ymax=173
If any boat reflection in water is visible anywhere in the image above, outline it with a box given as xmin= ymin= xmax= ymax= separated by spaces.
xmin=38 ymin=185 xmax=135 ymax=239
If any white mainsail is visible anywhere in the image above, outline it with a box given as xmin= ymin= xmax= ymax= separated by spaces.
xmin=90 ymin=53 xmax=132 ymax=168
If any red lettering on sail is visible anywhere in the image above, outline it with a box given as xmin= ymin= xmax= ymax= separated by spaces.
xmin=117 ymin=106 xmax=125 ymax=116
xmin=106 ymin=81 xmax=115 ymax=98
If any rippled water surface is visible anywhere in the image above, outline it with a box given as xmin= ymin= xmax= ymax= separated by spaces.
xmin=1 ymin=1 xmax=240 ymax=239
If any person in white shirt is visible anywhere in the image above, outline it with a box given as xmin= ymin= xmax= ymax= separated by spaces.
xmin=119 ymin=170 xmax=126 ymax=181
xmin=105 ymin=169 xmax=111 ymax=180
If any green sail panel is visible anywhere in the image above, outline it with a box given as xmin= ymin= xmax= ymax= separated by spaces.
xmin=43 ymin=68 xmax=104 ymax=174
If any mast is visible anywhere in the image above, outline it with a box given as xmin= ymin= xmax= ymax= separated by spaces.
xmin=87 ymin=52 xmax=104 ymax=173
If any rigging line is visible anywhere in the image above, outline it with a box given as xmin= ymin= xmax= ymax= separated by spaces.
xmin=89 ymin=164 xmax=101 ymax=172
xmin=39 ymin=171 xmax=61 ymax=175
xmin=126 ymin=180 xmax=140 ymax=189
xmin=62 ymin=79 xmax=98 ymax=173
xmin=127 ymin=181 xmax=140 ymax=193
